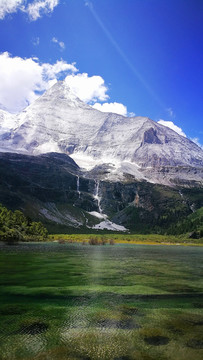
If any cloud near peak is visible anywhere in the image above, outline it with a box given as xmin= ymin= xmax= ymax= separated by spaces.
xmin=92 ymin=102 xmax=128 ymax=116
xmin=0 ymin=52 xmax=131 ymax=116
xmin=0 ymin=52 xmax=77 ymax=113
xmin=0 ymin=52 xmax=110 ymax=113
xmin=190 ymin=137 xmax=203 ymax=149
xmin=158 ymin=119 xmax=186 ymax=137
xmin=64 ymin=73 xmax=109 ymax=103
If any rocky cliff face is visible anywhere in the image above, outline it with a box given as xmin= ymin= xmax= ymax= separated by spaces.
xmin=0 ymin=152 xmax=202 ymax=233
xmin=0 ymin=80 xmax=202 ymax=186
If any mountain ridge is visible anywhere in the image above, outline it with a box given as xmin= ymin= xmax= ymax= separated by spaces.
xmin=0 ymin=80 xmax=202 ymax=186
xmin=0 ymin=151 xmax=202 ymax=234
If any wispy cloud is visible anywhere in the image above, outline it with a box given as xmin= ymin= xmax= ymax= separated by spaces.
xmin=158 ymin=119 xmax=186 ymax=137
xmin=166 ymin=107 xmax=175 ymax=118
xmin=0 ymin=0 xmax=24 ymax=19
xmin=32 ymin=36 xmax=40 ymax=46
xmin=27 ymin=0 xmax=59 ymax=21
xmin=51 ymin=37 xmax=65 ymax=51
xmin=0 ymin=0 xmax=60 ymax=21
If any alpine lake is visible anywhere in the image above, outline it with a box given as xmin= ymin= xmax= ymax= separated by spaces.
xmin=0 ymin=242 xmax=202 ymax=360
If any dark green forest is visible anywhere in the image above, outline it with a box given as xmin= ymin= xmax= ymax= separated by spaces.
xmin=0 ymin=204 xmax=48 ymax=244
xmin=0 ymin=202 xmax=203 ymax=242
xmin=166 ymin=206 xmax=203 ymax=238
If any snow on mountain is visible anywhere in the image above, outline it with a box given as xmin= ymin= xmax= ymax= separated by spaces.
xmin=1 ymin=81 xmax=108 ymax=155
xmin=0 ymin=109 xmax=21 ymax=152
xmin=0 ymin=80 xmax=203 ymax=185
xmin=0 ymin=109 xmax=17 ymax=134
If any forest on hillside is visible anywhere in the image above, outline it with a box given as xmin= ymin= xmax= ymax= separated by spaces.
xmin=0 ymin=204 xmax=48 ymax=243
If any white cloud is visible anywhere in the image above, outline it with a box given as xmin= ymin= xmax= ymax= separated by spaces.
xmin=0 ymin=52 xmax=77 ymax=113
xmin=0 ymin=0 xmax=24 ymax=19
xmin=42 ymin=60 xmax=77 ymax=80
xmin=0 ymin=52 xmax=130 ymax=117
xmin=27 ymin=0 xmax=59 ymax=21
xmin=190 ymin=137 xmax=202 ymax=149
xmin=51 ymin=37 xmax=65 ymax=50
xmin=158 ymin=119 xmax=186 ymax=137
xmin=128 ymin=111 xmax=135 ymax=117
xmin=0 ymin=0 xmax=60 ymax=21
xmin=64 ymin=73 xmax=109 ymax=103
xmin=92 ymin=102 xmax=127 ymax=116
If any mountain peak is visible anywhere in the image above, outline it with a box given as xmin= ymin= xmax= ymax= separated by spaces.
xmin=37 ymin=80 xmax=90 ymax=110
xmin=0 ymin=80 xmax=202 ymax=186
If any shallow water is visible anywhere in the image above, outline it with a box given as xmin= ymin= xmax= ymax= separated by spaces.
xmin=0 ymin=243 xmax=202 ymax=360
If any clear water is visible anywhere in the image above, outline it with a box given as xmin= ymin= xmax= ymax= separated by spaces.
xmin=0 ymin=243 xmax=202 ymax=360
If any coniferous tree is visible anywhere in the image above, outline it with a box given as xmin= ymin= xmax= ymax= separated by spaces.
xmin=0 ymin=204 xmax=48 ymax=243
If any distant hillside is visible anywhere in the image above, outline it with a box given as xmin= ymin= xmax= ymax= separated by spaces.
xmin=0 ymin=152 xmax=202 ymax=235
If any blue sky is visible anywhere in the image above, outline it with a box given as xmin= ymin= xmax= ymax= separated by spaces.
xmin=0 ymin=0 xmax=202 ymax=146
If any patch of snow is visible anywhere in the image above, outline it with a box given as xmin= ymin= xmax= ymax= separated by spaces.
xmin=34 ymin=141 xmax=61 ymax=154
xmin=88 ymin=211 xmax=107 ymax=219
xmin=70 ymin=152 xmax=120 ymax=171
xmin=0 ymin=109 xmax=17 ymax=132
xmin=92 ymin=220 xmax=127 ymax=232
xmin=71 ymin=153 xmax=146 ymax=182
xmin=70 ymin=153 xmax=100 ymax=170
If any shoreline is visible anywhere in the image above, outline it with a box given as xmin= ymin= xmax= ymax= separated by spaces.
xmin=53 ymin=240 xmax=203 ymax=247
xmin=48 ymin=233 xmax=203 ymax=247
xmin=1 ymin=236 xmax=202 ymax=247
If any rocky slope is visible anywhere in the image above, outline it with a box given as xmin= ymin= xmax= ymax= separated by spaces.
xmin=0 ymin=80 xmax=202 ymax=232
xmin=0 ymin=80 xmax=203 ymax=186
xmin=0 ymin=152 xmax=202 ymax=233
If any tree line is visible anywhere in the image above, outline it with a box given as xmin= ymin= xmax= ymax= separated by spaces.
xmin=0 ymin=204 xmax=48 ymax=244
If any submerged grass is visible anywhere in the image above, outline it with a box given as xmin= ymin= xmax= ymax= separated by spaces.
xmin=0 ymin=243 xmax=202 ymax=360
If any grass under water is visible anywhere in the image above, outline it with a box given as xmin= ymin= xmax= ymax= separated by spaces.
xmin=0 ymin=242 xmax=202 ymax=360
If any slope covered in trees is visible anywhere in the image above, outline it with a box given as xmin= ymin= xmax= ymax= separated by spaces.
xmin=0 ymin=204 xmax=48 ymax=243
xmin=167 ymin=207 xmax=203 ymax=238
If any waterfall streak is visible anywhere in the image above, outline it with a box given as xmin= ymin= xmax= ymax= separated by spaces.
xmin=94 ymin=180 xmax=102 ymax=213
xmin=77 ymin=176 xmax=80 ymax=198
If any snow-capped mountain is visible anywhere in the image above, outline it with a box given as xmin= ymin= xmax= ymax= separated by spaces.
xmin=0 ymin=80 xmax=203 ymax=186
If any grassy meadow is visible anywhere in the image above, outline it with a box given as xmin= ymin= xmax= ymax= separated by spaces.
xmin=49 ymin=232 xmax=203 ymax=246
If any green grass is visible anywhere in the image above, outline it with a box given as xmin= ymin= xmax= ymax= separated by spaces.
xmin=49 ymin=232 xmax=203 ymax=245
